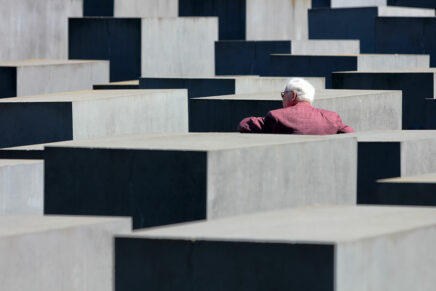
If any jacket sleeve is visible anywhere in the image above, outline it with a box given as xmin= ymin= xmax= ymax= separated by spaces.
xmin=336 ymin=115 xmax=354 ymax=133
xmin=238 ymin=117 xmax=267 ymax=133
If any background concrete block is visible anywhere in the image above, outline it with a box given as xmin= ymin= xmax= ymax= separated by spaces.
xmin=139 ymin=76 xmax=325 ymax=99
xmin=0 ymin=90 xmax=188 ymax=148
xmin=0 ymin=59 xmax=109 ymax=98
xmin=69 ymin=17 xmax=218 ymax=81
xmin=355 ymin=130 xmax=436 ymax=204
xmin=376 ymin=173 xmax=436 ymax=206
xmin=0 ymin=0 xmax=82 ymax=60
xmin=332 ymin=70 xmax=436 ymax=129
xmin=0 ymin=160 xmax=43 ymax=214
xmin=425 ymin=98 xmax=436 ymax=128
xmin=43 ymin=133 xmax=357 ymax=229
xmin=309 ymin=7 xmax=435 ymax=53
xmin=267 ymin=54 xmax=429 ymax=88
xmin=189 ymin=89 xmax=402 ymax=132
xmin=375 ymin=17 xmax=436 ymax=67
xmin=0 ymin=215 xmax=130 ymax=291
xmin=115 ymin=206 xmax=436 ymax=291
xmin=83 ymin=0 xmax=178 ymax=17
xmin=329 ymin=0 xmax=436 ymax=9
xmin=94 ymin=80 xmax=140 ymax=90
xmin=290 ymin=40 xmax=360 ymax=55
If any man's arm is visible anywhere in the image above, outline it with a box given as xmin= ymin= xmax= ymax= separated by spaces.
xmin=238 ymin=117 xmax=266 ymax=133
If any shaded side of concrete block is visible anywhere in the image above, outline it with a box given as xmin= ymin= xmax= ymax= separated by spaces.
xmin=69 ymin=18 xmax=142 ymax=82
xmin=215 ymin=41 xmax=291 ymax=75
xmin=376 ymin=181 xmax=436 ymax=206
xmin=425 ymin=98 xmax=436 ymax=128
xmin=0 ymin=67 xmax=17 ymax=98
xmin=83 ymin=0 xmax=114 ymax=16
xmin=115 ymin=238 xmax=334 ymax=291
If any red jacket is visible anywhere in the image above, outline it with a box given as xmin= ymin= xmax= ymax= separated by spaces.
xmin=238 ymin=102 xmax=354 ymax=135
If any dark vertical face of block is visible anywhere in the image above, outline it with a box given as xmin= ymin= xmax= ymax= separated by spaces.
xmin=93 ymin=84 xmax=139 ymax=90
xmin=215 ymin=41 xmax=291 ymax=75
xmin=0 ymin=150 xmax=44 ymax=160
xmin=425 ymin=99 xmax=436 ymax=128
xmin=190 ymin=99 xmax=281 ymax=132
xmin=357 ymin=142 xmax=401 ymax=204
xmin=179 ymin=0 xmax=246 ymax=40
xmin=0 ymin=67 xmax=17 ymax=98
xmin=388 ymin=0 xmax=436 ymax=9
xmin=376 ymin=182 xmax=436 ymax=206
xmin=332 ymin=72 xmax=433 ymax=129
xmin=83 ymin=0 xmax=114 ymax=16
xmin=115 ymin=238 xmax=334 ymax=291
xmin=309 ymin=8 xmax=378 ymax=53
xmin=0 ymin=102 xmax=73 ymax=148
xmin=311 ymin=0 xmax=331 ymax=8
xmin=267 ymin=55 xmax=358 ymax=88
xmin=139 ymin=78 xmax=236 ymax=98
xmin=44 ymin=148 xmax=208 ymax=229
xmin=375 ymin=17 xmax=436 ymax=67
xmin=69 ymin=18 xmax=141 ymax=82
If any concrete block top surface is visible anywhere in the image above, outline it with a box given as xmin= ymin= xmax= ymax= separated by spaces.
xmin=120 ymin=205 xmax=436 ymax=243
xmin=192 ymin=89 xmax=401 ymax=100
xmin=354 ymin=130 xmax=436 ymax=142
xmin=95 ymin=80 xmax=139 ymax=86
xmin=46 ymin=133 xmax=355 ymax=151
xmin=0 ymin=89 xmax=187 ymax=102
xmin=0 ymin=59 xmax=108 ymax=67
xmin=318 ymin=5 xmax=435 ymax=16
xmin=335 ymin=67 xmax=436 ymax=73
xmin=378 ymin=172 xmax=436 ymax=183
xmin=0 ymin=215 xmax=131 ymax=237
xmin=0 ymin=159 xmax=42 ymax=167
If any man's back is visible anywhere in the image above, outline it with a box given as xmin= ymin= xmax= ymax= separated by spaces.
xmin=238 ymin=102 xmax=354 ymax=135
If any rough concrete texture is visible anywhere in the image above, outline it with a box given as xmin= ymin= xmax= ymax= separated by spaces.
xmin=139 ymin=76 xmax=325 ymax=99
xmin=291 ymin=40 xmax=360 ymax=55
xmin=246 ymin=0 xmax=312 ymax=40
xmin=354 ymin=130 xmax=436 ymax=203
xmin=332 ymin=69 xmax=436 ymax=129
xmin=0 ymin=59 xmax=109 ymax=98
xmin=0 ymin=0 xmax=82 ymax=60
xmin=0 ymin=160 xmax=43 ymax=214
xmin=331 ymin=0 xmax=436 ymax=8
xmin=141 ymin=17 xmax=217 ymax=77
xmin=189 ymin=89 xmax=402 ymax=132
xmin=114 ymin=0 xmax=178 ymax=17
xmin=0 ymin=215 xmax=130 ymax=291
xmin=376 ymin=172 xmax=436 ymax=206
xmin=43 ymin=133 xmax=357 ymax=229
xmin=115 ymin=205 xmax=436 ymax=291
xmin=0 ymin=89 xmax=188 ymax=148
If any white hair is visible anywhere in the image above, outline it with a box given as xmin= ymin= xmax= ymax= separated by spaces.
xmin=284 ymin=78 xmax=315 ymax=104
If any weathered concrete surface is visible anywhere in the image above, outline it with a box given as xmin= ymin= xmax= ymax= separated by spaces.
xmin=43 ymin=133 xmax=356 ymax=229
xmin=0 ymin=89 xmax=188 ymax=148
xmin=354 ymin=130 xmax=436 ymax=204
xmin=115 ymin=205 xmax=436 ymax=291
xmin=69 ymin=17 xmax=218 ymax=81
xmin=291 ymin=40 xmax=360 ymax=55
xmin=309 ymin=7 xmax=435 ymax=53
xmin=332 ymin=69 xmax=436 ymax=129
xmin=0 ymin=0 xmax=82 ymax=60
xmin=375 ymin=17 xmax=436 ymax=67
xmin=0 ymin=215 xmax=130 ymax=291
xmin=0 ymin=59 xmax=109 ymax=98
xmin=330 ymin=0 xmax=436 ymax=8
xmin=114 ymin=0 xmax=178 ymax=17
xmin=139 ymin=76 xmax=325 ymax=99
xmin=190 ymin=89 xmax=401 ymax=132
xmin=267 ymin=54 xmax=429 ymax=88
xmin=376 ymin=172 xmax=436 ymax=206
xmin=0 ymin=160 xmax=43 ymax=214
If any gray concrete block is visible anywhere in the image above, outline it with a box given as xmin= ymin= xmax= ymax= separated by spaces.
xmin=190 ymin=89 xmax=402 ymax=132
xmin=376 ymin=172 xmax=436 ymax=206
xmin=69 ymin=17 xmax=218 ymax=81
xmin=113 ymin=0 xmax=178 ymax=17
xmin=309 ymin=7 xmax=434 ymax=53
xmin=0 ymin=215 xmax=130 ymax=291
xmin=115 ymin=205 xmax=436 ymax=291
xmin=139 ymin=76 xmax=325 ymax=99
xmin=0 ymin=89 xmax=188 ymax=148
xmin=354 ymin=130 xmax=436 ymax=204
xmin=0 ymin=160 xmax=43 ymax=214
xmin=267 ymin=54 xmax=430 ymax=88
xmin=330 ymin=0 xmax=436 ymax=9
xmin=0 ymin=59 xmax=109 ymax=98
xmin=43 ymin=133 xmax=357 ymax=229
xmin=94 ymin=80 xmax=139 ymax=90
xmin=290 ymin=40 xmax=360 ymax=55
xmin=332 ymin=69 xmax=436 ymax=129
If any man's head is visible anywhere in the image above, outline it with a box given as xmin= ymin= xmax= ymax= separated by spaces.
xmin=281 ymin=78 xmax=315 ymax=107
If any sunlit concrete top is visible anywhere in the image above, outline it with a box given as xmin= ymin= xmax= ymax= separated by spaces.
xmin=121 ymin=205 xmax=436 ymax=243
xmin=0 ymin=59 xmax=108 ymax=67
xmin=335 ymin=68 xmax=436 ymax=73
xmin=378 ymin=172 xmax=436 ymax=183
xmin=45 ymin=132 xmax=354 ymax=151
xmin=0 ymin=89 xmax=186 ymax=102
xmin=0 ymin=159 xmax=42 ymax=167
xmin=353 ymin=130 xmax=436 ymax=142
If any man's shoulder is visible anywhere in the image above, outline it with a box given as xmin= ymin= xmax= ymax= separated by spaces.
xmin=313 ymin=106 xmax=340 ymax=118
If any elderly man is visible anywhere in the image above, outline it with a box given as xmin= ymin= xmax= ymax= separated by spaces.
xmin=238 ymin=78 xmax=354 ymax=134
